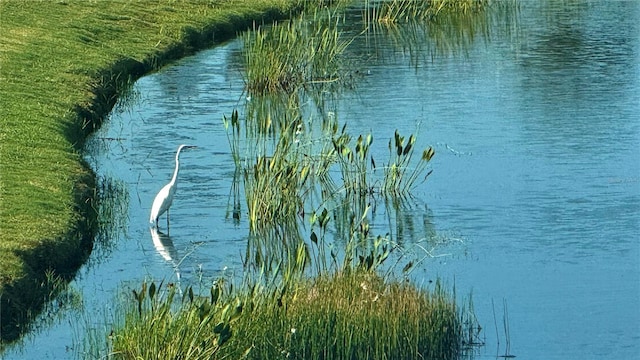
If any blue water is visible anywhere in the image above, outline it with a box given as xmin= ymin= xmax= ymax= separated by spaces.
xmin=4 ymin=1 xmax=639 ymax=359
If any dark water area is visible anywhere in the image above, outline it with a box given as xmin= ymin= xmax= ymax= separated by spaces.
xmin=4 ymin=1 xmax=639 ymax=359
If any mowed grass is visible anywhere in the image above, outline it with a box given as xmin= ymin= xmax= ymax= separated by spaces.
xmin=0 ymin=0 xmax=302 ymax=342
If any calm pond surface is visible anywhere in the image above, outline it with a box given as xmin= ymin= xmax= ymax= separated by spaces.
xmin=5 ymin=1 xmax=639 ymax=359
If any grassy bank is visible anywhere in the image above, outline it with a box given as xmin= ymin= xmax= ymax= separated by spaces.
xmin=0 ymin=0 xmax=304 ymax=343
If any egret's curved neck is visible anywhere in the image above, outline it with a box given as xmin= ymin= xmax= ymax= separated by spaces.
xmin=170 ymin=151 xmax=181 ymax=185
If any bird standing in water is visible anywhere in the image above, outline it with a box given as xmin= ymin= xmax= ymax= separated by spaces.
xmin=150 ymin=144 xmax=197 ymax=229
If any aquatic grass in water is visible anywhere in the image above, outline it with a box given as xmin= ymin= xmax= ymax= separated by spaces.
xmin=362 ymin=0 xmax=516 ymax=68
xmin=371 ymin=0 xmax=490 ymax=24
xmin=90 ymin=175 xmax=130 ymax=259
xmin=330 ymin=126 xmax=435 ymax=195
xmin=332 ymin=130 xmax=375 ymax=195
xmin=242 ymin=130 xmax=311 ymax=231
xmin=226 ymin=103 xmax=436 ymax=232
xmin=243 ymin=218 xmax=310 ymax=284
xmin=308 ymin=194 xmax=392 ymax=276
xmin=227 ymin=107 xmax=435 ymax=231
xmin=243 ymin=9 xmax=356 ymax=96
xmin=383 ymin=130 xmax=435 ymax=194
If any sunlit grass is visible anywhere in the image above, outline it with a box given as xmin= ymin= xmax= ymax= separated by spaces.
xmin=222 ymin=270 xmax=467 ymax=360
xmin=107 ymin=268 xmax=472 ymax=360
xmin=110 ymin=281 xmax=234 ymax=360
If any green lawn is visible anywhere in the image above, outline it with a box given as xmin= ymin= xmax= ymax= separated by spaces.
xmin=0 ymin=0 xmax=301 ymax=342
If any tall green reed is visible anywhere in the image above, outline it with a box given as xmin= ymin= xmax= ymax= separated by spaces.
xmin=332 ymin=130 xmax=375 ymax=195
xmin=383 ymin=130 xmax=435 ymax=194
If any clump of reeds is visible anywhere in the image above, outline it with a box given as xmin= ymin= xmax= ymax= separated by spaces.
xmin=329 ymin=127 xmax=435 ymax=196
xmin=242 ymin=128 xmax=312 ymax=231
xmin=243 ymin=9 xmax=354 ymax=96
xmin=110 ymin=281 xmax=239 ymax=360
xmin=243 ymin=217 xmax=310 ymax=285
xmin=307 ymin=194 xmax=392 ymax=277
xmin=332 ymin=130 xmax=375 ymax=195
xmin=372 ymin=0 xmax=490 ymax=24
xmin=383 ymin=130 xmax=435 ymax=194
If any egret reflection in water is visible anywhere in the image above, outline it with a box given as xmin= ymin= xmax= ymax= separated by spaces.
xmin=150 ymin=227 xmax=182 ymax=283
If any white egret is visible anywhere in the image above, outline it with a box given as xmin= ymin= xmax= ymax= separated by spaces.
xmin=149 ymin=144 xmax=197 ymax=228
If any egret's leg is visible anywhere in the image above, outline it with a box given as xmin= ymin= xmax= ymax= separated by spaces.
xmin=166 ymin=208 xmax=170 ymax=233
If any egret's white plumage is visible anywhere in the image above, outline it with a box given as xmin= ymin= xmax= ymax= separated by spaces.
xmin=150 ymin=144 xmax=197 ymax=228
